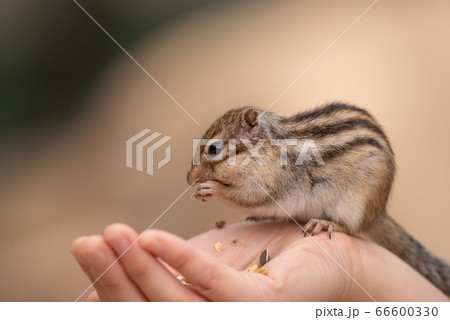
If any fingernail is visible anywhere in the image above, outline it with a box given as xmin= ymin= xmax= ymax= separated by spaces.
xmin=85 ymin=250 xmax=106 ymax=267
xmin=74 ymin=246 xmax=106 ymax=268
xmin=151 ymin=239 xmax=164 ymax=254
xmin=140 ymin=236 xmax=164 ymax=254
xmin=106 ymin=233 xmax=131 ymax=255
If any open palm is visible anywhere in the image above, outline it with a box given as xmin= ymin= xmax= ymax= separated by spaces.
xmin=71 ymin=220 xmax=448 ymax=301
xmin=72 ymin=220 xmax=368 ymax=301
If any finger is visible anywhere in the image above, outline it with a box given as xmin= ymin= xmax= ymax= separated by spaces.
xmin=103 ymin=223 xmax=204 ymax=302
xmin=87 ymin=291 xmax=100 ymax=302
xmin=139 ymin=230 xmax=274 ymax=301
xmin=71 ymin=235 xmax=146 ymax=301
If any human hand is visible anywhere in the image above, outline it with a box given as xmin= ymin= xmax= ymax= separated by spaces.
xmin=71 ymin=221 xmax=449 ymax=301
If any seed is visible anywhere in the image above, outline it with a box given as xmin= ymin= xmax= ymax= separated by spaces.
xmin=215 ymin=220 xmax=226 ymax=228
xmin=176 ymin=275 xmax=191 ymax=286
xmin=214 ymin=242 xmax=224 ymax=252
xmin=259 ymin=248 xmax=269 ymax=267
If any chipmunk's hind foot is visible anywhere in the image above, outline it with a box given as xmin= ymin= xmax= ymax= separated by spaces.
xmin=303 ymin=219 xmax=346 ymax=239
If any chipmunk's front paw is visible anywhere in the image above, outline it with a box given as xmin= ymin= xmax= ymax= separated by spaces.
xmin=192 ymin=181 xmax=218 ymax=202
xmin=303 ymin=219 xmax=337 ymax=239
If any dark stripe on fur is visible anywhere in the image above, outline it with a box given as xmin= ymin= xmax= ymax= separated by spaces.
xmin=300 ymin=118 xmax=388 ymax=141
xmin=318 ymin=137 xmax=386 ymax=163
xmin=286 ymin=103 xmax=374 ymax=123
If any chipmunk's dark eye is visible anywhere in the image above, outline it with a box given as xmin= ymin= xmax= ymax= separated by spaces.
xmin=208 ymin=142 xmax=223 ymax=155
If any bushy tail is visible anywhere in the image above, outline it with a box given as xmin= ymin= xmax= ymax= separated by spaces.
xmin=367 ymin=215 xmax=450 ymax=296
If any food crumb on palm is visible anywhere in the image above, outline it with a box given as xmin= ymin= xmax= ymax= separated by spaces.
xmin=214 ymin=242 xmax=224 ymax=252
xmin=245 ymin=264 xmax=268 ymax=275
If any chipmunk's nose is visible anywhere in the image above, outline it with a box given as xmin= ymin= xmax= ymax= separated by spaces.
xmin=187 ymin=168 xmax=206 ymax=185
xmin=187 ymin=170 xmax=198 ymax=185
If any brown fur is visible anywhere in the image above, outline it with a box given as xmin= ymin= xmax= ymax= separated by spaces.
xmin=188 ymin=103 xmax=450 ymax=296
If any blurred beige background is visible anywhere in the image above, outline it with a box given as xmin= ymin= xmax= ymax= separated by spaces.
xmin=1 ymin=0 xmax=450 ymax=301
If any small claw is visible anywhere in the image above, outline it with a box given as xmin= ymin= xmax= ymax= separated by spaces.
xmin=328 ymin=223 xmax=335 ymax=239
xmin=311 ymin=222 xmax=324 ymax=236
xmin=303 ymin=219 xmax=317 ymax=235
xmin=303 ymin=219 xmax=337 ymax=239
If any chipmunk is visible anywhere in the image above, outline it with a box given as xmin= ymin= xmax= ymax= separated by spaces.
xmin=187 ymin=103 xmax=450 ymax=296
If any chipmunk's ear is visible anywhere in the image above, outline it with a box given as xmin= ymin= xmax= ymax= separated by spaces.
xmin=241 ymin=107 xmax=260 ymax=138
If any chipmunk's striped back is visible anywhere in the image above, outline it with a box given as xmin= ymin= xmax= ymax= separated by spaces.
xmin=283 ymin=103 xmax=394 ymax=163
xmin=275 ymin=103 xmax=396 ymax=232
